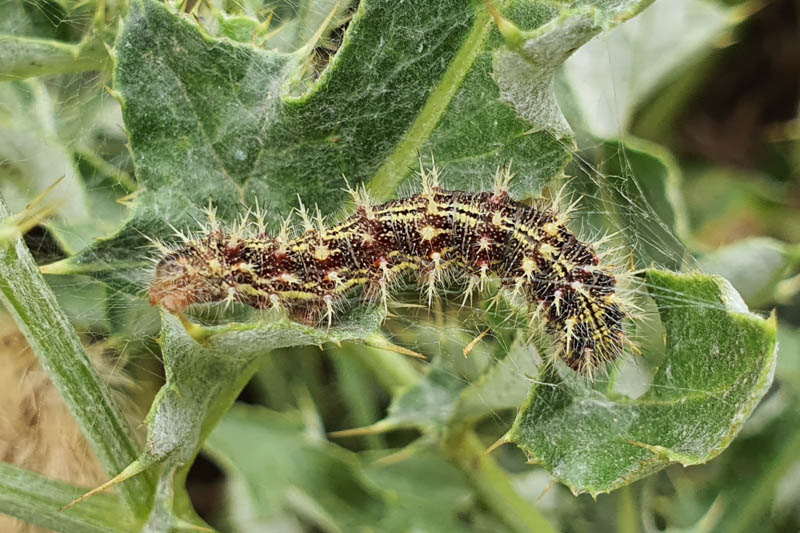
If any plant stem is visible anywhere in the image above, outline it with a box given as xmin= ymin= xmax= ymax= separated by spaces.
xmin=0 ymin=462 xmax=136 ymax=533
xmin=444 ymin=428 xmax=559 ymax=533
xmin=0 ymin=195 xmax=155 ymax=517
xmin=617 ymin=485 xmax=641 ymax=533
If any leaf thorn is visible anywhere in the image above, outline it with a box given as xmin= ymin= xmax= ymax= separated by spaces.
xmin=59 ymin=458 xmax=153 ymax=512
xmin=482 ymin=433 xmax=510 ymax=457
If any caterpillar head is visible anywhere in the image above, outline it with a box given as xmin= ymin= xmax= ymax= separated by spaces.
xmin=149 ymin=232 xmax=240 ymax=312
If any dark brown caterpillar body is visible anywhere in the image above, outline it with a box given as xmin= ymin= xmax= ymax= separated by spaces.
xmin=150 ymin=176 xmax=626 ymax=375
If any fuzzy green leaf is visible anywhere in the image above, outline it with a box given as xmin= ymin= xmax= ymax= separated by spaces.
xmin=148 ymin=307 xmax=382 ymax=462
xmin=130 ymin=306 xmax=383 ymax=529
xmin=509 ymin=269 xmax=778 ymax=495
xmin=59 ymin=0 xmax=654 ymax=293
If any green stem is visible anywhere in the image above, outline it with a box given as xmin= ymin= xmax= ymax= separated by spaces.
xmin=616 ymin=485 xmax=640 ymax=533
xmin=331 ymin=352 xmax=386 ymax=449
xmin=172 ymin=356 xmax=265 ymax=526
xmin=444 ymin=428 xmax=559 ymax=533
xmin=0 ymin=196 xmax=155 ymax=517
xmin=0 ymin=462 xmax=136 ymax=533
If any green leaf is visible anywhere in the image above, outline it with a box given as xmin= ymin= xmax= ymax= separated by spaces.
xmin=378 ymin=368 xmax=470 ymax=433
xmin=554 ymin=0 xmax=733 ymax=274
xmin=712 ymin=406 xmax=800 ymax=533
xmin=124 ymin=306 xmax=383 ymax=528
xmin=363 ymin=343 xmax=535 ymax=435
xmin=205 ymin=404 xmax=384 ymax=532
xmin=0 ymin=34 xmax=108 ymax=81
xmin=208 ymin=405 xmax=556 ymax=533
xmin=148 ymin=307 xmax=381 ymax=461
xmin=0 ymin=195 xmax=154 ymax=517
xmin=559 ymin=0 xmax=732 ymax=138
xmin=699 ymin=237 xmax=800 ymax=308
xmin=360 ymin=450 xmax=475 ymax=533
xmin=0 ymin=82 xmax=89 ymax=243
xmin=509 ymin=269 xmax=777 ymax=495
xmin=455 ymin=338 xmax=542 ymax=421
xmin=329 ymin=317 xmax=498 ymax=436
xmin=331 ymin=320 xmax=538 ymax=437
xmin=0 ymin=80 xmax=129 ymax=254
xmin=60 ymin=0 xmax=655 ymax=293
xmin=0 ymin=0 xmax=117 ymax=81
xmin=0 ymin=0 xmax=76 ymax=39
xmin=0 ymin=462 xmax=135 ymax=533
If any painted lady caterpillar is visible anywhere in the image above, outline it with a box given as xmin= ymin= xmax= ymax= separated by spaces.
xmin=149 ymin=168 xmax=628 ymax=376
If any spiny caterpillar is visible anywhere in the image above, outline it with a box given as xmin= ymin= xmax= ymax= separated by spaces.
xmin=149 ymin=168 xmax=628 ymax=376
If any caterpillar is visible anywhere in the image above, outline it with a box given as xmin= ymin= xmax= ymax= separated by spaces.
xmin=149 ymin=168 xmax=628 ymax=376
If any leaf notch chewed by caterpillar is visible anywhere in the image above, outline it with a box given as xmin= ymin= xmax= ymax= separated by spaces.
xmin=149 ymin=167 xmax=630 ymax=376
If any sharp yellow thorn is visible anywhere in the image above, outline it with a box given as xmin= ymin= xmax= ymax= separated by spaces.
xmin=116 ymin=190 xmax=140 ymax=205
xmin=463 ymin=328 xmax=490 ymax=357
xmin=482 ymin=433 xmax=510 ymax=457
xmin=59 ymin=459 xmax=153 ymax=512
xmin=328 ymin=423 xmax=388 ymax=438
xmin=299 ymin=0 xmax=343 ymax=56
xmin=536 ymin=480 xmax=557 ymax=505
xmin=482 ymin=0 xmax=524 ymax=48
xmin=0 ymin=205 xmax=57 ymax=243
xmin=365 ymin=334 xmax=427 ymax=360
xmin=25 ymin=176 xmax=64 ymax=213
